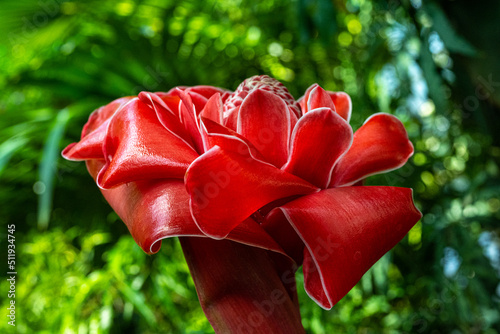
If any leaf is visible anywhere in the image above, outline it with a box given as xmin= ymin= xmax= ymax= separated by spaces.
xmin=297 ymin=0 xmax=337 ymax=44
xmin=37 ymin=108 xmax=70 ymax=229
xmin=419 ymin=32 xmax=449 ymax=115
xmin=118 ymin=281 xmax=157 ymax=325
xmin=425 ymin=3 xmax=477 ymax=56
xmin=0 ymin=136 xmax=28 ymax=176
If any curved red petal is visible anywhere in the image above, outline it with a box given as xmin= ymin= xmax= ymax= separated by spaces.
xmin=297 ymin=84 xmax=318 ymax=114
xmin=82 ymin=97 xmax=134 ymax=136
xmin=330 ymin=113 xmax=414 ymax=187
xmin=62 ymin=97 xmax=133 ymax=160
xmin=288 ymin=106 xmax=299 ymax=134
xmin=182 ymin=90 xmax=208 ymax=114
xmin=200 ymin=117 xmax=266 ymax=161
xmin=306 ymin=86 xmax=337 ymax=113
xmin=138 ymin=92 xmax=196 ymax=149
xmin=262 ymin=208 xmax=305 ymax=265
xmin=185 ymin=145 xmax=319 ymax=239
xmin=229 ymin=218 xmax=290 ymax=256
xmin=237 ymin=89 xmax=290 ymax=167
xmin=283 ymin=107 xmax=353 ymax=189
xmin=185 ymin=85 xmax=230 ymax=99
xmin=329 ymin=92 xmax=352 ymax=123
xmin=177 ymin=89 xmax=205 ymax=153
xmin=102 ymin=178 xmax=202 ymax=253
xmin=62 ymin=129 xmax=107 ymax=161
xmin=88 ymin=160 xmax=289 ymax=256
xmin=302 ymin=248 xmax=330 ymax=307
xmin=298 ymin=84 xmax=351 ymax=122
xmin=154 ymin=92 xmax=182 ymax=116
xmin=97 ymin=98 xmax=198 ymax=188
xmin=223 ymin=105 xmax=239 ymax=131
xmin=165 ymin=86 xmax=222 ymax=115
xmin=277 ymin=186 xmax=422 ymax=309
xmin=200 ymin=93 xmax=223 ymax=124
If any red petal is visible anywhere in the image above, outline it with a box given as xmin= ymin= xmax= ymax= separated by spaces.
xmin=200 ymin=93 xmax=223 ymax=124
xmin=182 ymin=90 xmax=208 ymax=113
xmin=154 ymin=92 xmax=182 ymax=116
xmin=185 ymin=145 xmax=319 ymax=239
xmin=96 ymin=98 xmax=198 ymax=188
xmin=297 ymin=84 xmax=317 ymax=114
xmin=298 ymin=84 xmax=351 ymax=122
xmin=201 ymin=117 xmax=264 ymax=162
xmin=283 ymin=107 xmax=353 ymax=189
xmin=101 ymin=178 xmax=202 ymax=253
xmin=302 ymin=248 xmax=330 ymax=307
xmin=329 ymin=92 xmax=351 ymax=123
xmin=177 ymin=89 xmax=205 ymax=153
xmin=200 ymin=117 xmax=266 ymax=161
xmin=306 ymin=86 xmax=337 ymax=113
xmin=62 ymin=130 xmax=106 ymax=161
xmin=263 ymin=208 xmax=305 ymax=265
xmin=288 ymin=106 xmax=299 ymax=133
xmin=163 ymin=86 xmax=226 ymax=116
xmin=138 ymin=92 xmax=196 ymax=150
xmin=230 ymin=218 xmax=289 ymax=256
xmin=88 ymin=160 xmax=288 ymax=256
xmin=330 ymin=113 xmax=414 ymax=187
xmin=277 ymin=186 xmax=422 ymax=309
xmin=237 ymin=89 xmax=290 ymax=167
xmin=62 ymin=97 xmax=133 ymax=160
xmin=223 ymin=105 xmax=239 ymax=131
xmin=185 ymin=85 xmax=230 ymax=99
xmin=82 ymin=97 xmax=134 ymax=136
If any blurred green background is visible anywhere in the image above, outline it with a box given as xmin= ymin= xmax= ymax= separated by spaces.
xmin=1 ymin=0 xmax=499 ymax=333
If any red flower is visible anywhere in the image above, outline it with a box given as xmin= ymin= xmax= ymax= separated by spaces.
xmin=63 ymin=75 xmax=421 ymax=311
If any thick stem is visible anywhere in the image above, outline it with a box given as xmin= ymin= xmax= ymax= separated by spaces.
xmin=180 ymin=237 xmax=305 ymax=334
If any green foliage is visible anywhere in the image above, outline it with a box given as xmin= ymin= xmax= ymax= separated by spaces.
xmin=0 ymin=229 xmax=209 ymax=333
xmin=0 ymin=0 xmax=499 ymax=333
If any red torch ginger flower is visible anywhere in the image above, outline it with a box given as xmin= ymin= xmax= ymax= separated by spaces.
xmin=63 ymin=75 xmax=421 ymax=313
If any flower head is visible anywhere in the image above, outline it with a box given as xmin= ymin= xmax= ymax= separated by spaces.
xmin=63 ymin=75 xmax=421 ymax=309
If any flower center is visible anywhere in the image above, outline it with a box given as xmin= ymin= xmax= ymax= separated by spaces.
xmin=223 ymin=75 xmax=301 ymax=117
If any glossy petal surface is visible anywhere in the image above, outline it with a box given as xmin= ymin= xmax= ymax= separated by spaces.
xmin=278 ymin=186 xmax=421 ymax=309
xmin=298 ymin=84 xmax=351 ymax=122
xmin=87 ymin=160 xmax=290 ymax=256
xmin=185 ymin=145 xmax=319 ymax=239
xmin=182 ymin=90 xmax=208 ymax=114
xmin=328 ymin=92 xmax=351 ymax=123
xmin=97 ymin=98 xmax=198 ymax=188
xmin=138 ymin=92 xmax=196 ymax=150
xmin=177 ymin=89 xmax=205 ymax=153
xmin=330 ymin=113 xmax=414 ymax=187
xmin=306 ymin=86 xmax=337 ymax=113
xmin=263 ymin=207 xmax=305 ymax=265
xmin=187 ymin=86 xmax=224 ymax=98
xmin=200 ymin=93 xmax=223 ymax=124
xmin=283 ymin=107 xmax=353 ymax=188
xmin=223 ymin=106 xmax=239 ymax=131
xmin=62 ymin=97 xmax=133 ymax=160
xmin=200 ymin=117 xmax=265 ymax=161
xmin=62 ymin=127 xmax=107 ymax=161
xmin=237 ymin=89 xmax=290 ymax=167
